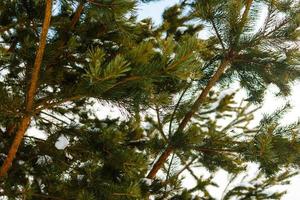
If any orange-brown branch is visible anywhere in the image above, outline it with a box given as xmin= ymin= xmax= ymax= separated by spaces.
xmin=146 ymin=58 xmax=231 ymax=179
xmin=70 ymin=2 xmax=84 ymax=30
xmin=0 ymin=0 xmax=52 ymax=178
xmin=26 ymin=2 xmax=52 ymax=111
xmin=147 ymin=145 xmax=174 ymax=179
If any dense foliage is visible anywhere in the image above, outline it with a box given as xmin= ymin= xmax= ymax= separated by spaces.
xmin=0 ymin=0 xmax=299 ymax=199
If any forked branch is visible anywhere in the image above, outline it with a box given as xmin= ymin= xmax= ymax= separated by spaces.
xmin=147 ymin=58 xmax=231 ymax=179
xmin=146 ymin=0 xmax=254 ymax=180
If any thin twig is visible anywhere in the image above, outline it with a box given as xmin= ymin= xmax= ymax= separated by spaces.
xmin=210 ymin=18 xmax=225 ymax=50
xmin=175 ymin=157 xmax=197 ymax=178
xmin=35 ymin=95 xmax=83 ymax=113
xmin=168 ymin=84 xmax=189 ymax=136
xmin=40 ymin=111 xmax=70 ymax=125
xmin=155 ymin=106 xmax=167 ymax=141
xmin=165 ymin=153 xmax=175 ymax=191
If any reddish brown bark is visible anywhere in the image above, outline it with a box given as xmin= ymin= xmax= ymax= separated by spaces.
xmin=0 ymin=0 xmax=53 ymax=178
xmin=70 ymin=2 xmax=84 ymax=29
xmin=146 ymin=59 xmax=230 ymax=179
xmin=147 ymin=146 xmax=174 ymax=179
xmin=26 ymin=1 xmax=52 ymax=111
xmin=0 ymin=117 xmax=31 ymax=177
xmin=0 ymin=0 xmax=86 ymax=178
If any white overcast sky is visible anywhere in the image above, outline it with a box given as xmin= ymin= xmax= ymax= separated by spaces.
xmin=136 ymin=0 xmax=300 ymax=199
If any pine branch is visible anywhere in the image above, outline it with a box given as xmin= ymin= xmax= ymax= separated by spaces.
xmin=220 ymin=174 xmax=238 ymax=200
xmin=146 ymin=1 xmax=256 ymax=178
xmin=197 ymin=108 xmax=216 ymax=115
xmin=0 ymin=0 xmax=52 ymax=178
xmin=260 ymin=5 xmax=273 ymax=35
xmin=37 ymin=116 xmax=63 ymax=128
xmin=186 ymin=165 xmax=198 ymax=181
xmin=168 ymin=84 xmax=189 ymax=136
xmin=166 ymin=52 xmax=194 ymax=71
xmin=240 ymin=0 xmax=254 ymax=29
xmin=175 ymin=157 xmax=197 ymax=178
xmin=234 ymin=0 xmax=254 ymax=45
xmin=26 ymin=12 xmax=52 ymax=110
xmin=102 ymin=76 xmax=142 ymax=93
xmin=170 ymin=146 xmax=238 ymax=185
xmin=165 ymin=153 xmax=175 ymax=191
xmin=210 ymin=18 xmax=225 ymax=50
xmin=24 ymin=135 xmax=46 ymax=141
xmin=264 ymin=19 xmax=289 ymax=38
xmin=221 ymin=106 xmax=260 ymax=133
xmin=40 ymin=111 xmax=70 ymax=125
xmin=0 ymin=116 xmax=31 ymax=176
xmin=179 ymin=60 xmax=232 ymax=132
xmin=146 ymin=145 xmax=174 ymax=179
xmin=45 ymin=2 xmax=85 ymax=67
xmin=196 ymin=147 xmax=237 ymax=154
xmin=35 ymin=76 xmax=141 ymax=112
xmin=70 ymin=2 xmax=84 ymax=30
xmin=147 ymin=56 xmax=232 ymax=179
xmin=35 ymin=95 xmax=83 ymax=112
xmin=155 ymin=106 xmax=167 ymax=141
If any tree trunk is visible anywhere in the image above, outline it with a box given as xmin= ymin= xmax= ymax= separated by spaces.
xmin=0 ymin=0 xmax=52 ymax=178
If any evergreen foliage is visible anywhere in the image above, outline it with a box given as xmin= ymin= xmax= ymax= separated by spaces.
xmin=0 ymin=0 xmax=299 ymax=199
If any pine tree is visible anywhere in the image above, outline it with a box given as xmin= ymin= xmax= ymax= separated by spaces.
xmin=0 ymin=0 xmax=197 ymax=177
xmin=0 ymin=0 xmax=300 ymax=199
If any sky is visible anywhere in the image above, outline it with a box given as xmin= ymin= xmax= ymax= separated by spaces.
xmin=136 ymin=0 xmax=300 ymax=199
